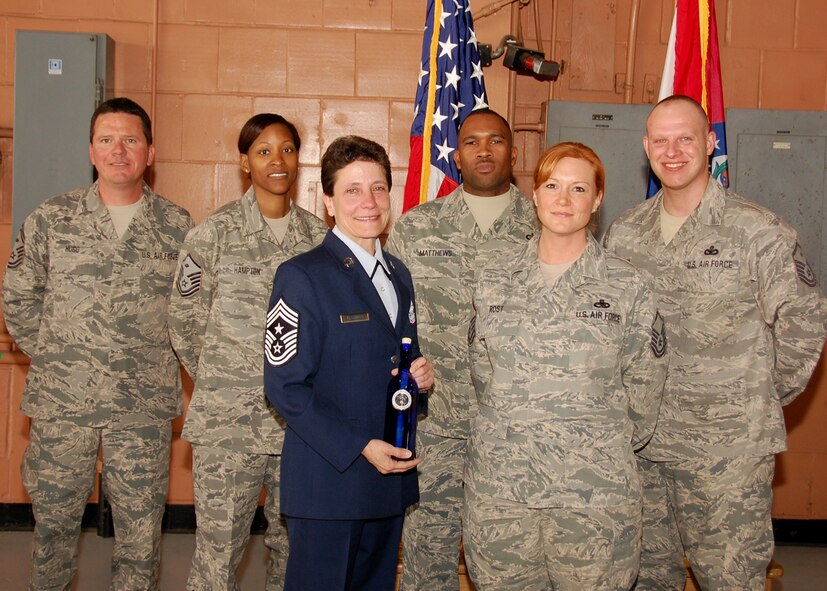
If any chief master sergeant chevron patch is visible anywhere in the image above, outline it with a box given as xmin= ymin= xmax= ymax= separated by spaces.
xmin=266 ymin=298 xmax=299 ymax=366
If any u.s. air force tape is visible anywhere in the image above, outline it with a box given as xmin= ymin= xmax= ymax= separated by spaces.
xmin=177 ymin=254 xmax=202 ymax=297
xmin=266 ymin=298 xmax=299 ymax=366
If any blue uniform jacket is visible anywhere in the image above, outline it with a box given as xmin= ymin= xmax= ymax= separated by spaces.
xmin=264 ymin=231 xmax=420 ymax=520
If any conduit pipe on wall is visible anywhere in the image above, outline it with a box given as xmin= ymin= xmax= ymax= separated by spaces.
xmin=549 ymin=0 xmax=558 ymax=101
xmin=511 ymin=0 xmax=550 ymax=134
xmin=531 ymin=0 xmax=542 ymax=54
xmin=473 ymin=0 xmax=530 ymax=21
xmin=624 ymin=0 xmax=642 ymax=104
xmin=507 ymin=2 xmax=519 ymax=127
xmin=150 ymin=0 xmax=160 ymax=134
xmin=474 ymin=0 xmax=552 ymax=133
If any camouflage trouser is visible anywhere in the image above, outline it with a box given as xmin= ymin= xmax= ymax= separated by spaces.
xmin=22 ymin=418 xmax=171 ymax=591
xmin=635 ymin=455 xmax=774 ymax=591
xmin=464 ymin=483 xmax=642 ymax=591
xmin=633 ymin=457 xmax=686 ymax=590
xmin=399 ymin=431 xmax=466 ymax=591
xmin=187 ymin=446 xmax=287 ymax=591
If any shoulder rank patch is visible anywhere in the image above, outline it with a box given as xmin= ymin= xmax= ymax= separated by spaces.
xmin=792 ymin=242 xmax=817 ymax=287
xmin=7 ymin=229 xmax=25 ymax=269
xmin=650 ymin=311 xmax=667 ymax=358
xmin=467 ymin=314 xmax=476 ymax=345
xmin=177 ymin=254 xmax=202 ymax=297
xmin=266 ymin=298 xmax=299 ymax=366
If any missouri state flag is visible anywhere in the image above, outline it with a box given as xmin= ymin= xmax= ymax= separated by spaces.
xmin=403 ymin=0 xmax=488 ymax=213
xmin=648 ymin=0 xmax=729 ymax=196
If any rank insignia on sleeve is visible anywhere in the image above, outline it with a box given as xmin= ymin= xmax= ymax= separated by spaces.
xmin=266 ymin=298 xmax=299 ymax=366
xmin=177 ymin=254 xmax=202 ymax=297
xmin=650 ymin=311 xmax=667 ymax=358
xmin=792 ymin=242 xmax=817 ymax=287
xmin=7 ymin=229 xmax=25 ymax=269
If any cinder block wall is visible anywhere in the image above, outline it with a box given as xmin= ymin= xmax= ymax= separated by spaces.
xmin=0 ymin=0 xmax=825 ymax=517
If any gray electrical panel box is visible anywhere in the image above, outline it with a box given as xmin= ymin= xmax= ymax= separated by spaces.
xmin=726 ymin=108 xmax=827 ymax=292
xmin=12 ymin=30 xmax=113 ymax=242
xmin=544 ymin=100 xmax=652 ymax=236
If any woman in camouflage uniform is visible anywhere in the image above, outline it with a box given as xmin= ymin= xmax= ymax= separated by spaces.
xmin=464 ymin=142 xmax=666 ymax=591
xmin=169 ymin=114 xmax=328 ymax=591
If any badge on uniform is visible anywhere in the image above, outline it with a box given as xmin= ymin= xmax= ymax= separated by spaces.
xmin=177 ymin=254 xmax=202 ymax=297
xmin=340 ymin=312 xmax=369 ymax=323
xmin=266 ymin=298 xmax=299 ymax=366
xmin=7 ymin=229 xmax=25 ymax=269
xmin=650 ymin=311 xmax=667 ymax=358
xmin=792 ymin=242 xmax=817 ymax=287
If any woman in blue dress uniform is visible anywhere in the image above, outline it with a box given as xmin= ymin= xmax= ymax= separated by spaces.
xmin=264 ymin=135 xmax=434 ymax=591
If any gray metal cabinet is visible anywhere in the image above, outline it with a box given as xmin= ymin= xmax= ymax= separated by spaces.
xmin=12 ymin=30 xmax=112 ymax=241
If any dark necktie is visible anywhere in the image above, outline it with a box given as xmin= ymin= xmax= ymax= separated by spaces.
xmin=371 ymin=260 xmax=390 ymax=280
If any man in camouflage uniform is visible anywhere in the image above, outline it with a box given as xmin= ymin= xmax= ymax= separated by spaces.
xmin=386 ymin=109 xmax=538 ymax=590
xmin=603 ymin=95 xmax=827 ymax=590
xmin=168 ymin=113 xmax=328 ymax=591
xmin=3 ymin=97 xmax=193 ymax=590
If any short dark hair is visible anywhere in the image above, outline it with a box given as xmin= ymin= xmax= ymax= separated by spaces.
xmin=321 ymin=136 xmax=392 ymax=196
xmin=459 ymin=108 xmax=512 ymax=139
xmin=90 ymin=97 xmax=153 ymax=144
xmin=237 ymin=113 xmax=302 ymax=154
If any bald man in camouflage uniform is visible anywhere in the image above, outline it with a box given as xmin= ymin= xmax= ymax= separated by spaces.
xmin=464 ymin=233 xmax=666 ymax=591
xmin=168 ymin=182 xmax=327 ymax=590
xmin=603 ymin=95 xmax=827 ymax=590
xmin=386 ymin=109 xmax=538 ymax=590
xmin=3 ymin=98 xmax=192 ymax=590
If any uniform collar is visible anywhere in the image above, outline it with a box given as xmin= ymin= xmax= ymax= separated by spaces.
xmin=650 ymin=176 xmax=726 ymax=229
xmin=640 ymin=177 xmax=726 ymax=250
xmin=331 ymin=226 xmax=386 ymax=277
xmin=692 ymin=176 xmax=727 ymax=226
xmin=241 ymin=186 xmax=306 ymax=245
xmin=323 ymin=231 xmax=404 ymax=337
xmin=512 ymin=231 xmax=607 ymax=287
xmin=78 ymin=181 xmax=155 ymax=214
xmin=78 ymin=181 xmax=157 ymax=240
xmin=434 ymin=184 xmax=537 ymax=238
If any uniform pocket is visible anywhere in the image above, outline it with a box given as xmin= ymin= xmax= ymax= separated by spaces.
xmin=21 ymin=425 xmax=40 ymax=498
xmin=674 ymin=371 xmax=748 ymax=425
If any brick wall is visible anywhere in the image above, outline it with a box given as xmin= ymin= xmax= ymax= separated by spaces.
xmin=0 ymin=0 xmax=825 ymax=516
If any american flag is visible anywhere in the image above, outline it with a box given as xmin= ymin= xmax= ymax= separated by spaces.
xmin=403 ymin=0 xmax=488 ymax=213
xmin=648 ymin=0 xmax=729 ymax=197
